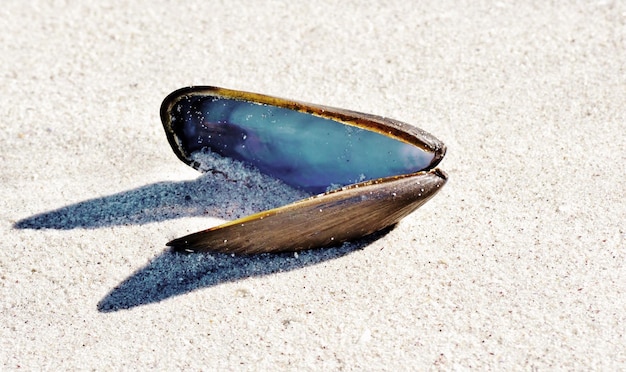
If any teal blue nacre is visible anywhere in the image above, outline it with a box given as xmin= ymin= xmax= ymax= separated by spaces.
xmin=170 ymin=96 xmax=435 ymax=194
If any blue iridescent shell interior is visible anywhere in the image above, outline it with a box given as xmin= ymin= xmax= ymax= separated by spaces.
xmin=171 ymin=96 xmax=436 ymax=194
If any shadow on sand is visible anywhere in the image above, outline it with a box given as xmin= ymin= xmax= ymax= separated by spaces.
xmin=96 ymin=227 xmax=391 ymax=312
xmin=14 ymin=172 xmax=393 ymax=312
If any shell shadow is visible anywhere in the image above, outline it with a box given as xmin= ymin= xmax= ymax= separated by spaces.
xmin=14 ymin=171 xmax=309 ymax=230
xmin=12 ymin=170 xmax=395 ymax=311
xmin=97 ymin=227 xmax=394 ymax=312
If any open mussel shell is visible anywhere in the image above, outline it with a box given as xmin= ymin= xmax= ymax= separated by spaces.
xmin=161 ymin=86 xmax=447 ymax=254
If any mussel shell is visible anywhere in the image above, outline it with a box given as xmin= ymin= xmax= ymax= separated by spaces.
xmin=167 ymin=169 xmax=447 ymax=254
xmin=160 ymin=86 xmax=447 ymax=254
xmin=162 ymin=87 xmax=445 ymax=193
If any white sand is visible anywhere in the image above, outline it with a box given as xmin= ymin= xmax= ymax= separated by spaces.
xmin=2 ymin=1 xmax=625 ymax=369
